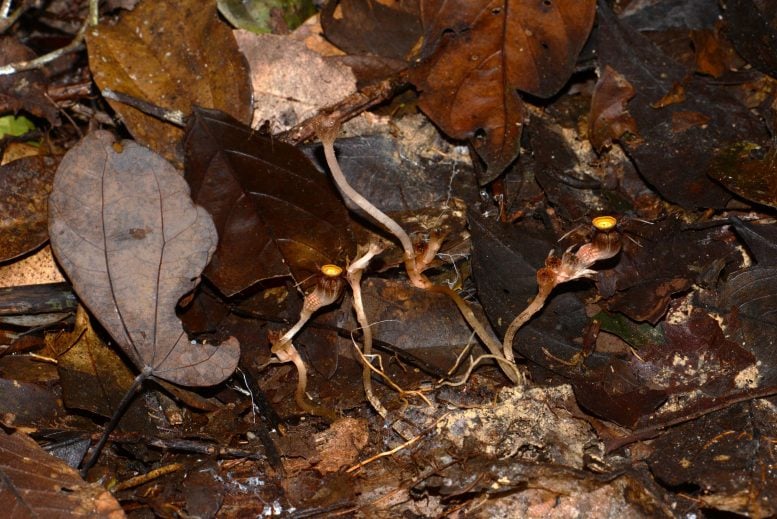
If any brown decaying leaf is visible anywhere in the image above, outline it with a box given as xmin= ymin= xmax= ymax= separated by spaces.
xmin=648 ymin=402 xmax=777 ymax=517
xmin=0 ymin=38 xmax=60 ymax=125
xmin=709 ymin=143 xmax=777 ymax=209
xmin=49 ymin=130 xmax=239 ymax=387
xmin=0 ymin=155 xmax=59 ymax=262
xmin=410 ymin=0 xmax=596 ymax=182
xmin=51 ymin=306 xmax=137 ymax=418
xmin=589 ymin=66 xmax=639 ymax=152
xmin=0 ymin=431 xmax=126 ymax=518
xmin=320 ymin=0 xmax=423 ymax=61
xmin=184 ymin=107 xmax=355 ymax=296
xmin=596 ymin=5 xmax=770 ymax=209
xmin=86 ymin=0 xmax=251 ymax=162
xmin=723 ymin=0 xmax=777 ymax=77
xmin=234 ymin=31 xmax=357 ymax=133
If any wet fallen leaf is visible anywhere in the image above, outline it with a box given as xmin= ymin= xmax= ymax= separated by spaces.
xmin=0 ymin=155 xmax=59 ymax=262
xmin=0 ymin=431 xmax=125 ymax=518
xmin=723 ymin=0 xmax=777 ymax=77
xmin=184 ymin=107 xmax=355 ymax=296
xmin=86 ymin=0 xmax=252 ymax=161
xmin=709 ymin=143 xmax=777 ymax=209
xmin=597 ymin=5 xmax=771 ymax=209
xmin=648 ymin=402 xmax=777 ymax=517
xmin=410 ymin=0 xmax=596 ymax=182
xmin=49 ymin=130 xmax=240 ymax=386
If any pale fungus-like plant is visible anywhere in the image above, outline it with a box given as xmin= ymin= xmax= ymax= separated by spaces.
xmin=268 ymin=264 xmax=345 ymax=421
xmin=316 ymin=117 xmax=522 ymax=385
xmin=502 ymin=216 xmax=622 ymax=362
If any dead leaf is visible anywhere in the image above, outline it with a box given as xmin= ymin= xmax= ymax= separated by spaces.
xmin=648 ymin=402 xmax=777 ymax=517
xmin=320 ymin=0 xmax=422 ymax=61
xmin=0 ymin=37 xmax=60 ymax=125
xmin=51 ymin=306 xmax=137 ymax=418
xmin=86 ymin=0 xmax=252 ymax=162
xmin=183 ymin=107 xmax=355 ymax=296
xmin=596 ymin=5 xmax=771 ymax=209
xmin=234 ymin=31 xmax=357 ymax=132
xmin=0 ymin=431 xmax=125 ymax=518
xmin=599 ymin=218 xmax=740 ymax=324
xmin=48 ymin=130 xmax=240 ymax=386
xmin=709 ymin=143 xmax=777 ymax=209
xmin=589 ymin=66 xmax=639 ymax=152
xmin=721 ymin=265 xmax=777 ymax=385
xmin=723 ymin=0 xmax=777 ymax=78
xmin=0 ymin=246 xmax=65 ymax=288
xmin=410 ymin=0 xmax=596 ymax=182
xmin=0 ymin=155 xmax=59 ymax=262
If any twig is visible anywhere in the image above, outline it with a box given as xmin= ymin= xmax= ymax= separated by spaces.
xmin=0 ymin=0 xmax=25 ymax=33
xmin=0 ymin=0 xmax=99 ymax=75
xmin=606 ymin=382 xmax=777 ymax=452
xmin=101 ymin=88 xmax=187 ymax=127
xmin=112 ymin=462 xmax=183 ymax=491
xmin=346 ymin=412 xmax=450 ymax=474
xmin=80 ymin=365 xmax=153 ymax=478
xmin=281 ymin=71 xmax=409 ymax=145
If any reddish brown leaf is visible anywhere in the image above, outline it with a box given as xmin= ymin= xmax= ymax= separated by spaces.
xmin=48 ymin=131 xmax=239 ymax=387
xmin=589 ymin=66 xmax=639 ymax=152
xmin=183 ymin=107 xmax=355 ymax=296
xmin=86 ymin=0 xmax=252 ymax=162
xmin=0 ymin=155 xmax=59 ymax=262
xmin=0 ymin=431 xmax=125 ymax=518
xmin=409 ymin=0 xmax=596 ymax=182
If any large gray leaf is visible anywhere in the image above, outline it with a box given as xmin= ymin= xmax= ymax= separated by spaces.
xmin=49 ymin=131 xmax=239 ymax=387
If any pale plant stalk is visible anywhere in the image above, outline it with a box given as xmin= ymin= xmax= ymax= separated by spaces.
xmin=268 ymin=269 xmax=344 ymax=421
xmin=317 ymin=119 xmax=522 ymax=384
xmin=503 ymin=229 xmax=622 ymax=363
xmin=346 ymin=243 xmax=389 ymax=419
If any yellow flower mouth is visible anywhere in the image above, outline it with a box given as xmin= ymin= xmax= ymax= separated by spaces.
xmin=592 ymin=215 xmax=618 ymax=231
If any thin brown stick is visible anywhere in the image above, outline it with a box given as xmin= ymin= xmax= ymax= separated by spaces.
xmin=281 ymin=71 xmax=408 ymax=145
xmin=112 ymin=463 xmax=184 ymax=491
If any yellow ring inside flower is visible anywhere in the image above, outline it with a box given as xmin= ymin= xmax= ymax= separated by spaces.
xmin=320 ymin=264 xmax=343 ymax=277
xmin=592 ymin=215 xmax=617 ymax=231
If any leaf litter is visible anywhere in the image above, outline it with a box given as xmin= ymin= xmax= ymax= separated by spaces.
xmin=4 ymin=0 xmax=777 ymax=517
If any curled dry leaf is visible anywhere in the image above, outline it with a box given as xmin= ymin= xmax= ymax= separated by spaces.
xmin=410 ymin=0 xmax=596 ymax=182
xmin=49 ymin=131 xmax=239 ymax=387
xmin=589 ymin=65 xmax=639 ymax=152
